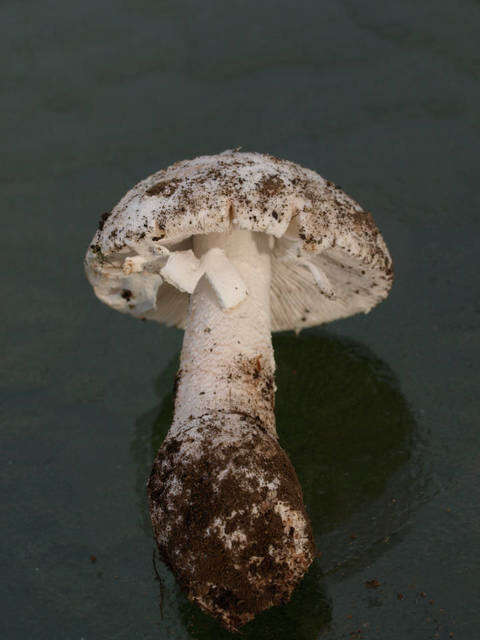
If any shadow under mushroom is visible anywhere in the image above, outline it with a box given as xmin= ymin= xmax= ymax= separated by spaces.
xmin=131 ymin=330 xmax=429 ymax=637
xmin=273 ymin=331 xmax=430 ymax=576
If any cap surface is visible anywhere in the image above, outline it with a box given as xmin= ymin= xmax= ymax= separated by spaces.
xmin=85 ymin=150 xmax=393 ymax=331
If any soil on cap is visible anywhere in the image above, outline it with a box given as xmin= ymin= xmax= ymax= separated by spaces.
xmin=121 ymin=289 xmax=133 ymax=301
xmin=257 ymin=174 xmax=285 ymax=197
xmin=146 ymin=178 xmax=181 ymax=197
xmin=98 ymin=211 xmax=112 ymax=231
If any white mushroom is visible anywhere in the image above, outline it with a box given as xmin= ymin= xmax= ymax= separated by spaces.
xmin=84 ymin=150 xmax=393 ymax=631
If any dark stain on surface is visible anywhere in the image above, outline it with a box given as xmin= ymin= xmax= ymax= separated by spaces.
xmin=146 ymin=178 xmax=181 ymax=197
xmin=121 ymin=289 xmax=133 ymax=301
xmin=257 ymin=174 xmax=285 ymax=197
xmin=173 ymin=369 xmax=182 ymax=397
xmin=98 ymin=211 xmax=112 ymax=231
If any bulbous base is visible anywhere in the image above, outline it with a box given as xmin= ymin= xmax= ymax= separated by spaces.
xmin=147 ymin=412 xmax=315 ymax=631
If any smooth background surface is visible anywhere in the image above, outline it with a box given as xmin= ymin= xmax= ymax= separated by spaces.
xmin=1 ymin=1 xmax=479 ymax=638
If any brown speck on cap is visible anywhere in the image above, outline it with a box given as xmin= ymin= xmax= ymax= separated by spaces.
xmin=98 ymin=211 xmax=111 ymax=231
xmin=121 ymin=289 xmax=133 ymax=301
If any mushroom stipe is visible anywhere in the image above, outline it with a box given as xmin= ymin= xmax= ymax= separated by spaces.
xmin=85 ymin=150 xmax=393 ymax=630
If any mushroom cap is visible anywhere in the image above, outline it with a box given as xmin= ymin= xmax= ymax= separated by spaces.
xmin=85 ymin=150 xmax=393 ymax=331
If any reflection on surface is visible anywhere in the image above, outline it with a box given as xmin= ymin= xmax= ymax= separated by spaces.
xmin=131 ymin=330 xmax=428 ymax=636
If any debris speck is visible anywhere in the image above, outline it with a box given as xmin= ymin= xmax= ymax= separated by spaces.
xmin=365 ymin=579 xmax=381 ymax=589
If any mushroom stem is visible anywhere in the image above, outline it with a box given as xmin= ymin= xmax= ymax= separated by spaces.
xmin=148 ymin=228 xmax=315 ymax=631
xmin=171 ymin=229 xmax=276 ymax=437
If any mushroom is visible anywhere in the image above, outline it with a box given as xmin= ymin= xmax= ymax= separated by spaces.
xmin=84 ymin=150 xmax=393 ymax=630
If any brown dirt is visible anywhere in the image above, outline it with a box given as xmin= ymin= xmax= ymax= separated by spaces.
xmin=97 ymin=211 xmax=112 ymax=231
xmin=121 ymin=289 xmax=133 ymax=301
xmin=256 ymin=174 xmax=285 ymax=197
xmin=147 ymin=413 xmax=315 ymax=631
xmin=145 ymin=178 xmax=181 ymax=197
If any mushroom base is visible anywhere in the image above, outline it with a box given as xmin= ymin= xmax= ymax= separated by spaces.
xmin=147 ymin=412 xmax=315 ymax=631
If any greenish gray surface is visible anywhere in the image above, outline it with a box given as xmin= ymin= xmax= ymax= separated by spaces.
xmin=1 ymin=1 xmax=478 ymax=638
